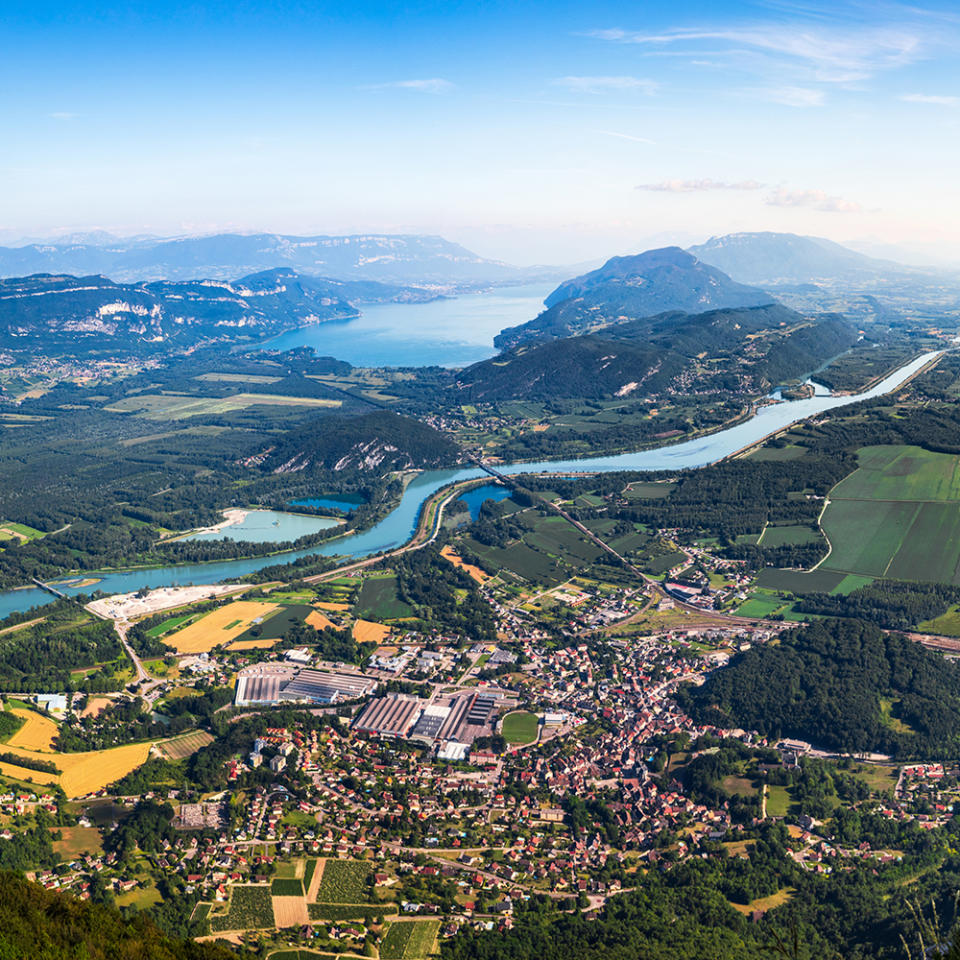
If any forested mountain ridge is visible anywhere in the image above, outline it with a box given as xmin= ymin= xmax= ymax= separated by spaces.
xmin=494 ymin=246 xmax=774 ymax=350
xmin=0 ymin=232 xmax=534 ymax=285
xmin=260 ymin=409 xmax=462 ymax=473
xmin=461 ymin=303 xmax=856 ymax=400
xmin=0 ymin=267 xmax=436 ymax=353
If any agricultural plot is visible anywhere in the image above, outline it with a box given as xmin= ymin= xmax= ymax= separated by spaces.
xmin=314 ymin=859 xmax=372 ymax=903
xmin=757 ymin=524 xmax=823 ymax=548
xmin=156 ymin=730 xmax=214 ymax=761
xmin=232 ymin=604 xmax=314 ymax=645
xmin=354 ymin=576 xmax=414 ymax=620
xmin=460 ymin=537 xmax=566 ymax=586
xmin=272 ymin=896 xmax=309 ymax=927
xmin=6 ymin=708 xmax=58 ymax=751
xmin=105 ymin=392 xmax=341 ymax=421
xmin=208 ymin=885 xmax=275 ymax=933
xmin=271 ymin=877 xmax=305 ymax=896
xmin=380 ymin=920 xmax=441 ymax=960
xmin=145 ymin=612 xmax=202 ymax=638
xmin=439 ymin=546 xmax=490 ymax=584
xmin=353 ymin=620 xmax=392 ymax=644
xmin=307 ymin=904 xmax=386 ymax=922
xmin=755 ymin=568 xmax=845 ymax=594
xmin=819 ymin=445 xmax=960 ymax=584
xmin=623 ymin=481 xmax=676 ymax=499
xmin=501 ymin=710 xmax=539 ymax=745
xmin=52 ymin=826 xmax=103 ymax=858
xmin=163 ymin=601 xmax=279 ymax=654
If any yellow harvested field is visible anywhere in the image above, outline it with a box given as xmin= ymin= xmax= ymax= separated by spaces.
xmin=353 ymin=619 xmax=392 ymax=644
xmin=7 ymin=708 xmax=58 ymax=752
xmin=315 ymin=601 xmax=350 ymax=611
xmin=440 ymin=545 xmax=490 ymax=584
xmin=306 ymin=610 xmax=336 ymax=631
xmin=225 ymin=639 xmax=276 ymax=651
xmin=0 ymin=739 xmax=154 ymax=798
xmin=163 ymin=601 xmax=279 ymax=654
xmin=0 ymin=759 xmax=58 ymax=786
xmin=272 ymin=895 xmax=309 ymax=927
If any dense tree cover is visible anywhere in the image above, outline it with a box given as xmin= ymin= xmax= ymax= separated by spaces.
xmin=0 ymin=870 xmax=233 ymax=960
xmin=793 ymin=581 xmax=960 ymax=631
xmin=0 ymin=603 xmax=126 ymax=691
xmin=388 ymin=548 xmax=497 ymax=640
xmin=679 ymin=618 xmax=960 ymax=757
xmin=105 ymin=800 xmax=176 ymax=859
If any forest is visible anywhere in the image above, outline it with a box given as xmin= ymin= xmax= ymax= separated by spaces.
xmin=678 ymin=618 xmax=960 ymax=757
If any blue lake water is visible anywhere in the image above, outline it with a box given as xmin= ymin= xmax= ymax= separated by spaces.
xmin=257 ymin=283 xmax=551 ymax=367
xmin=457 ymin=483 xmax=514 ymax=520
xmin=182 ymin=509 xmax=340 ymax=543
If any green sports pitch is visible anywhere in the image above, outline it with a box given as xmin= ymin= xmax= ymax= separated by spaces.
xmin=818 ymin=445 xmax=960 ymax=585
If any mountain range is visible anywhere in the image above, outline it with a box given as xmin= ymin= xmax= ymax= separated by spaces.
xmin=494 ymin=247 xmax=774 ymax=350
xmin=0 ymin=233 xmax=540 ymax=286
xmin=687 ymin=232 xmax=911 ymax=285
xmin=0 ymin=268 xmax=436 ymax=353
xmin=462 ymin=303 xmax=856 ymax=401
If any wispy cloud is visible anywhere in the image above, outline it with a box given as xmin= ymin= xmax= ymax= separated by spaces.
xmin=765 ymin=187 xmax=861 ymax=213
xmin=49 ymin=111 xmax=79 ymax=120
xmin=900 ymin=92 xmax=959 ymax=105
xmin=587 ymin=24 xmax=926 ymax=84
xmin=757 ymin=85 xmax=825 ymax=107
xmin=601 ymin=130 xmax=656 ymax=144
xmin=552 ymin=75 xmax=658 ymax=95
xmin=362 ymin=78 xmax=454 ymax=94
xmin=637 ymin=178 xmax=764 ymax=192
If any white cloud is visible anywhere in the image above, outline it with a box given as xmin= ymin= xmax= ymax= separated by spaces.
xmin=637 ymin=178 xmax=764 ymax=192
xmin=362 ymin=78 xmax=454 ymax=94
xmin=552 ymin=75 xmax=658 ymax=95
xmin=900 ymin=93 xmax=959 ymax=105
xmin=601 ymin=130 xmax=656 ymax=144
xmin=758 ymin=86 xmax=825 ymax=107
xmin=587 ymin=24 xmax=925 ymax=84
xmin=765 ymin=188 xmax=862 ymax=213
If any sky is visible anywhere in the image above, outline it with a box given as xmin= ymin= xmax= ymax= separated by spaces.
xmin=1 ymin=0 xmax=959 ymax=264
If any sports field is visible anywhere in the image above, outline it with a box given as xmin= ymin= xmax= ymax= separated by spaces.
xmin=163 ymin=601 xmax=279 ymax=653
xmin=501 ymin=710 xmax=539 ymax=744
xmin=819 ymin=446 xmax=960 ymax=584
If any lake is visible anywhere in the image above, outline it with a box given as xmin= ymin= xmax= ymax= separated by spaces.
xmin=182 ymin=509 xmax=341 ymax=543
xmin=257 ymin=283 xmax=552 ymax=367
xmin=0 ymin=350 xmax=937 ymax=621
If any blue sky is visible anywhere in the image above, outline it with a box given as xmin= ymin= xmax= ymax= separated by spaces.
xmin=1 ymin=0 xmax=959 ymax=263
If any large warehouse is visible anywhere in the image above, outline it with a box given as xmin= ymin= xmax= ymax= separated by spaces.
xmin=235 ymin=666 xmax=378 ymax=707
xmin=353 ymin=694 xmax=423 ymax=738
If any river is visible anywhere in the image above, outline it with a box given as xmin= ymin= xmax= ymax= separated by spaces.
xmin=0 ymin=350 xmax=938 ymax=621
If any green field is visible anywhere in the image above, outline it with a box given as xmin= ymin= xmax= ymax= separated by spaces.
xmin=315 ymin=860 xmax=372 ymax=903
xmin=144 ymin=612 xmax=201 ymax=638
xmin=105 ymin=392 xmax=341 ymax=420
xmin=208 ymin=885 xmax=275 ymax=933
xmin=270 ymin=877 xmax=304 ymax=896
xmin=354 ymin=576 xmax=414 ymax=620
xmin=820 ymin=445 xmax=960 ymax=584
xmin=757 ymin=524 xmax=823 ymax=548
xmin=755 ymin=568 xmax=845 ymax=594
xmin=233 ymin=604 xmax=314 ymax=644
xmin=501 ymin=710 xmax=538 ymax=744
xmin=919 ymin=605 xmax=960 ymax=636
xmin=623 ymin=481 xmax=676 ymax=499
xmin=747 ymin=444 xmax=807 ymax=462
xmin=765 ymin=784 xmax=792 ymax=818
xmin=735 ymin=596 xmax=789 ymax=619
xmin=380 ymin=920 xmax=441 ymax=960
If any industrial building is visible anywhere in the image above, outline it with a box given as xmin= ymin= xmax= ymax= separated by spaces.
xmin=234 ymin=665 xmax=377 ymax=707
xmin=353 ymin=694 xmax=423 ymax=738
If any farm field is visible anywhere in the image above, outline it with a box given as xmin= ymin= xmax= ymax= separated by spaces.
xmin=208 ymin=885 xmax=276 ymax=933
xmin=919 ymin=605 xmax=960 ymax=636
xmin=754 ymin=568 xmax=845 ymax=594
xmin=819 ymin=445 xmax=960 ymax=584
xmin=306 ymin=609 xmax=337 ymax=630
xmin=314 ymin=859 xmax=372 ymax=903
xmin=354 ymin=576 xmax=414 ymax=620
xmin=380 ymin=920 xmax=441 ymax=959
xmin=439 ymin=546 xmax=490 ymax=584
xmin=157 ymin=730 xmax=214 ymax=761
xmin=623 ymin=481 xmax=676 ymax=499
xmin=0 ymin=738 xmax=154 ymax=797
xmin=757 ymin=524 xmax=822 ymax=548
xmin=353 ymin=620 xmax=392 ymax=644
xmin=105 ymin=392 xmax=341 ymax=420
xmin=232 ymin=604 xmax=314 ymax=645
xmin=163 ymin=601 xmax=279 ymax=653
xmin=272 ymin=895 xmax=309 ymax=928
xmin=6 ymin=708 xmax=58 ymax=751
xmin=52 ymin=825 xmax=103 ymax=858
xmin=501 ymin=710 xmax=539 ymax=744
